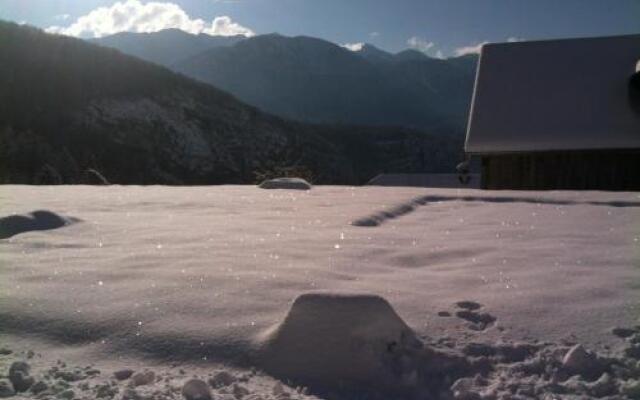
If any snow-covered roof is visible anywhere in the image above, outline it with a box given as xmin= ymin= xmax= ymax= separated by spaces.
xmin=465 ymin=34 xmax=640 ymax=154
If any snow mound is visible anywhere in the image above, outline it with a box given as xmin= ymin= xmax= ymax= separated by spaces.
xmin=259 ymin=177 xmax=312 ymax=190
xmin=0 ymin=210 xmax=80 ymax=239
xmin=258 ymin=293 xmax=469 ymax=397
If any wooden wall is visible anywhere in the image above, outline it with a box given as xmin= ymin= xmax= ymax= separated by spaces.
xmin=481 ymin=151 xmax=640 ymax=191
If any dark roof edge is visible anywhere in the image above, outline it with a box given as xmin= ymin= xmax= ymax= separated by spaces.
xmin=483 ymin=33 xmax=640 ymax=50
xmin=466 ymin=147 xmax=640 ymax=156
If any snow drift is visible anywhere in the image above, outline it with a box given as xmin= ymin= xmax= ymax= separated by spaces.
xmin=258 ymin=292 xmax=475 ymax=398
xmin=0 ymin=210 xmax=79 ymax=239
xmin=259 ymin=177 xmax=313 ymax=190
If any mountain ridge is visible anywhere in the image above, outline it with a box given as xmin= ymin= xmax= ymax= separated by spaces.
xmin=91 ymin=28 xmax=245 ymax=67
xmin=94 ymin=30 xmax=477 ymax=134
xmin=0 ymin=21 xmax=463 ymax=185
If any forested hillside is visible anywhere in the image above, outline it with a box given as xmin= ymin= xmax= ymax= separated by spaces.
xmin=0 ymin=21 xmax=463 ymax=185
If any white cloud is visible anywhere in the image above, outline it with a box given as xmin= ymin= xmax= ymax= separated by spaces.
xmin=369 ymin=31 xmax=380 ymax=38
xmin=407 ymin=36 xmax=435 ymax=53
xmin=407 ymin=36 xmax=446 ymax=58
xmin=46 ymin=0 xmax=254 ymax=38
xmin=204 ymin=16 xmax=253 ymax=36
xmin=454 ymin=37 xmax=525 ymax=56
xmin=54 ymin=14 xmax=70 ymax=21
xmin=342 ymin=42 xmax=365 ymax=52
xmin=453 ymin=41 xmax=488 ymax=56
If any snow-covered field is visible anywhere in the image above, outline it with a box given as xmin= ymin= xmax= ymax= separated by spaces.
xmin=1 ymin=185 xmax=640 ymax=399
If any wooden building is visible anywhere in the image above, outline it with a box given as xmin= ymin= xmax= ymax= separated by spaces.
xmin=465 ymin=34 xmax=640 ymax=190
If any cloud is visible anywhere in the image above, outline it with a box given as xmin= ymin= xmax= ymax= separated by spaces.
xmin=205 ymin=16 xmax=253 ymax=36
xmin=369 ymin=32 xmax=380 ymax=38
xmin=54 ymin=14 xmax=70 ymax=21
xmin=454 ymin=37 xmax=525 ymax=56
xmin=407 ymin=36 xmax=435 ymax=53
xmin=407 ymin=36 xmax=446 ymax=58
xmin=46 ymin=0 xmax=254 ymax=38
xmin=342 ymin=42 xmax=365 ymax=52
xmin=453 ymin=41 xmax=488 ymax=56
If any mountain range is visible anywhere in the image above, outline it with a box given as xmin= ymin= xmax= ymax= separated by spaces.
xmin=94 ymin=30 xmax=477 ymax=134
xmin=0 ymin=21 xmax=462 ymax=185
xmin=91 ymin=29 xmax=244 ymax=69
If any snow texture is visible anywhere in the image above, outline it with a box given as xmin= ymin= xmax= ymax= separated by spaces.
xmin=1 ymin=185 xmax=640 ymax=399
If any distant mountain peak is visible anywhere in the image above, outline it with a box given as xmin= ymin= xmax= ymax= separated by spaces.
xmin=394 ymin=49 xmax=431 ymax=61
xmin=360 ymin=43 xmax=381 ymax=51
xmin=356 ymin=43 xmax=394 ymax=63
xmin=93 ymin=29 xmax=244 ymax=67
xmin=0 ymin=20 xmax=464 ymax=186
xmin=89 ymin=27 xmax=477 ymax=135
xmin=254 ymin=32 xmax=284 ymax=39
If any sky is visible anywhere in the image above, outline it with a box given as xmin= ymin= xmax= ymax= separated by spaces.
xmin=1 ymin=0 xmax=639 ymax=57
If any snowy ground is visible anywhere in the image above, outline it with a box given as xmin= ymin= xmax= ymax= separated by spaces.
xmin=1 ymin=185 xmax=639 ymax=399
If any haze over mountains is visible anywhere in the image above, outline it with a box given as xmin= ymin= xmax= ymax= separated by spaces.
xmin=92 ymin=29 xmax=244 ymax=69
xmin=94 ymin=29 xmax=477 ymax=134
xmin=0 ymin=21 xmax=461 ymax=185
